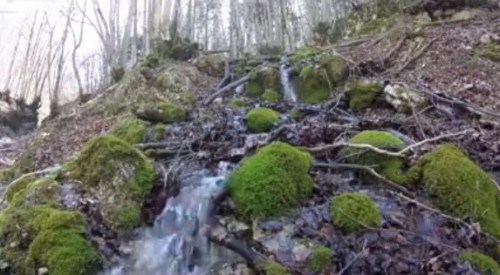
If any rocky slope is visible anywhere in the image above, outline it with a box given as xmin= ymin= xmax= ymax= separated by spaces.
xmin=0 ymin=2 xmax=500 ymax=275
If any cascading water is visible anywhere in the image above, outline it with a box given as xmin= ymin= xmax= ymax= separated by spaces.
xmin=106 ymin=162 xmax=237 ymax=275
xmin=280 ymin=56 xmax=297 ymax=103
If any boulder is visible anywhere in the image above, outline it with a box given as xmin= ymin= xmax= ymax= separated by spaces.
xmin=384 ymin=84 xmax=427 ymax=113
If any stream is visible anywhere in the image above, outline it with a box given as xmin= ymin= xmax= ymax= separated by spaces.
xmin=106 ymin=162 xmax=238 ymax=275
xmin=280 ymin=56 xmax=297 ymax=103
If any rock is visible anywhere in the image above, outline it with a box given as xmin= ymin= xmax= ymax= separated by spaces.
xmin=384 ymin=84 xmax=427 ymax=113
xmin=194 ymin=54 xmax=225 ymax=77
xmin=245 ymin=67 xmax=280 ymax=98
xmin=136 ymin=101 xmax=187 ymax=124
xmin=292 ymin=243 xmax=313 ymax=262
xmin=37 ymin=267 xmax=49 ymax=275
xmin=223 ymin=217 xmax=250 ymax=237
xmin=210 ymin=262 xmax=254 ymax=275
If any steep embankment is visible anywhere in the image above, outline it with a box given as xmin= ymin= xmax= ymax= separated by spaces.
xmin=0 ymin=2 xmax=500 ymax=275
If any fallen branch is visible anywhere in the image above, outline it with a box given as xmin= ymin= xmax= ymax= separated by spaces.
xmin=215 ymin=57 xmax=230 ymax=91
xmin=5 ymin=165 xmax=61 ymax=188
xmin=381 ymin=33 xmax=408 ymax=66
xmin=203 ymin=75 xmax=250 ymax=105
xmin=306 ymin=130 xmax=469 ymax=157
xmin=313 ymin=162 xmax=414 ymax=197
xmin=338 ymin=240 xmax=368 ymax=275
xmin=392 ymin=38 xmax=438 ymax=74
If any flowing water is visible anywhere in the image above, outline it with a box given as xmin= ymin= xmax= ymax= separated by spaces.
xmin=107 ymin=162 xmax=237 ymax=275
xmin=280 ymin=56 xmax=297 ymax=103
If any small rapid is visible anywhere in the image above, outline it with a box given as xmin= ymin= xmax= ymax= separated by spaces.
xmin=280 ymin=56 xmax=297 ymax=103
xmin=107 ymin=162 xmax=237 ymax=275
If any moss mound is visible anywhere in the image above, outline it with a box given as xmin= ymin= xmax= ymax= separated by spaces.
xmin=343 ymin=130 xmax=406 ymax=183
xmin=0 ymin=178 xmax=98 ymax=274
xmin=459 ymin=251 xmax=500 ymax=275
xmin=329 ymin=192 xmax=381 ymax=233
xmin=136 ymin=101 xmax=187 ymax=124
xmin=297 ymin=66 xmax=330 ymax=104
xmin=245 ymin=67 xmax=280 ymax=98
xmin=261 ymin=89 xmax=280 ymax=102
xmin=227 ymin=142 xmax=314 ymax=218
xmin=262 ymin=262 xmax=289 ymax=275
xmin=245 ymin=108 xmax=280 ymax=133
xmin=308 ymin=246 xmax=332 ymax=272
xmin=67 ymin=135 xmax=155 ymax=230
xmin=407 ymin=144 xmax=500 ymax=237
xmin=345 ymin=80 xmax=383 ymax=111
xmin=109 ymin=118 xmax=147 ymax=144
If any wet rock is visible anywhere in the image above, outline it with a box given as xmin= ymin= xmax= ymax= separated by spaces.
xmin=194 ymin=54 xmax=225 ymax=77
xmin=37 ymin=267 xmax=48 ymax=275
xmin=220 ymin=217 xmax=250 ymax=237
xmin=384 ymin=84 xmax=427 ymax=113
xmin=210 ymin=262 xmax=254 ymax=275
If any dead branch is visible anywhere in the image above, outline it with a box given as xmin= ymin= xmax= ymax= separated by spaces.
xmin=381 ymin=33 xmax=408 ymax=66
xmin=203 ymin=75 xmax=250 ymax=105
xmin=338 ymin=240 xmax=368 ymax=275
xmin=215 ymin=57 xmax=230 ymax=91
xmin=392 ymin=38 xmax=437 ymax=74
xmin=306 ymin=130 xmax=469 ymax=157
xmin=313 ymin=162 xmax=414 ymax=197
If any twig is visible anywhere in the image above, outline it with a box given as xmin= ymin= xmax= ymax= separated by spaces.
xmin=313 ymin=162 xmax=414 ymax=197
xmin=392 ymin=38 xmax=437 ymax=74
xmin=381 ymin=33 xmax=408 ymax=66
xmin=306 ymin=130 xmax=469 ymax=157
xmin=338 ymin=240 xmax=368 ymax=275
xmin=203 ymin=75 xmax=251 ymax=105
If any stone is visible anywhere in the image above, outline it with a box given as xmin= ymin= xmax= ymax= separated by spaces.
xmin=37 ymin=267 xmax=49 ymax=275
xmin=384 ymin=84 xmax=427 ymax=113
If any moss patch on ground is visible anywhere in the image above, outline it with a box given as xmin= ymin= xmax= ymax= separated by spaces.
xmin=343 ymin=130 xmax=406 ymax=183
xmin=406 ymin=144 xmax=500 ymax=237
xmin=261 ymin=262 xmax=289 ymax=275
xmin=345 ymin=80 xmax=383 ymax=111
xmin=330 ymin=192 xmax=381 ymax=233
xmin=459 ymin=251 xmax=500 ymax=275
xmin=261 ymin=89 xmax=280 ymax=102
xmin=109 ymin=118 xmax=147 ymax=144
xmin=475 ymin=42 xmax=500 ymax=62
xmin=230 ymin=98 xmax=247 ymax=109
xmin=227 ymin=142 xmax=314 ymax=219
xmin=67 ymin=134 xmax=154 ymax=231
xmin=308 ymin=246 xmax=332 ymax=272
xmin=245 ymin=108 xmax=280 ymax=133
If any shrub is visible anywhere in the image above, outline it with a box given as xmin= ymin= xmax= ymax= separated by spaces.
xmin=227 ymin=142 xmax=314 ymax=218
xmin=245 ymin=108 xmax=280 ymax=133
xmin=329 ymin=192 xmax=381 ymax=233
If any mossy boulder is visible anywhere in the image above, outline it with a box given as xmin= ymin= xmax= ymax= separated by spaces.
xmin=261 ymin=89 xmax=280 ymax=102
xmin=193 ymin=54 xmax=225 ymax=77
xmin=245 ymin=108 xmax=280 ymax=133
xmin=345 ymin=80 xmax=383 ymax=111
xmin=343 ymin=131 xmax=406 ymax=183
xmin=383 ymin=84 xmax=427 ymax=113
xmin=329 ymin=192 xmax=381 ymax=233
xmin=136 ymin=101 xmax=187 ymax=124
xmin=245 ymin=67 xmax=280 ymax=98
xmin=406 ymin=144 xmax=500 ymax=237
xmin=227 ymin=142 xmax=314 ymax=218
xmin=109 ymin=118 xmax=147 ymax=144
xmin=459 ymin=251 xmax=500 ymax=275
xmin=308 ymin=246 xmax=332 ymax=272
xmin=67 ymin=135 xmax=155 ymax=231
xmin=297 ymin=66 xmax=330 ymax=104
xmin=318 ymin=54 xmax=349 ymax=84
xmin=0 ymin=178 xmax=98 ymax=274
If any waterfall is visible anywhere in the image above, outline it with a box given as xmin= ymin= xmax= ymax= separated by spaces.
xmin=106 ymin=162 xmax=237 ymax=275
xmin=280 ymin=56 xmax=297 ymax=103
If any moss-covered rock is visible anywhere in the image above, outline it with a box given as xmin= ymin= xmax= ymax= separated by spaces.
xmin=261 ymin=262 xmax=289 ymax=275
xmin=227 ymin=142 xmax=314 ymax=218
xmin=67 ymin=135 xmax=154 ymax=230
xmin=136 ymin=101 xmax=187 ymax=124
xmin=308 ymin=246 xmax=332 ymax=272
xmin=475 ymin=41 xmax=500 ymax=62
xmin=459 ymin=251 xmax=500 ymax=275
xmin=297 ymin=66 xmax=330 ymax=104
xmin=345 ymin=80 xmax=383 ymax=111
xmin=193 ymin=54 xmax=225 ymax=77
xmin=329 ymin=192 xmax=381 ymax=233
xmin=230 ymin=98 xmax=247 ymax=109
xmin=383 ymin=85 xmax=427 ymax=113
xmin=109 ymin=118 xmax=147 ymax=144
xmin=318 ymin=54 xmax=349 ymax=84
xmin=4 ymin=176 xmax=35 ymax=203
xmin=245 ymin=108 xmax=280 ymax=133
xmin=261 ymin=89 xmax=280 ymax=102
xmin=343 ymin=130 xmax=406 ymax=183
xmin=245 ymin=67 xmax=280 ymax=98
xmin=289 ymin=46 xmax=321 ymax=64
xmin=406 ymin=144 xmax=500 ymax=237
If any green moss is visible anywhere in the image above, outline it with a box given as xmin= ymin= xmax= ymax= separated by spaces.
xmin=407 ymin=144 xmax=500 ymax=237
xmin=289 ymin=46 xmax=321 ymax=63
xmin=245 ymin=108 xmax=280 ymax=133
xmin=4 ymin=176 xmax=35 ymax=203
xmin=180 ymin=92 xmax=197 ymax=108
xmin=227 ymin=142 xmax=314 ymax=218
xmin=308 ymin=246 xmax=332 ymax=272
xmin=153 ymin=123 xmax=165 ymax=141
xmin=343 ymin=131 xmax=406 ymax=183
xmin=475 ymin=42 xmax=500 ymax=62
xmin=10 ymin=179 xmax=61 ymax=208
xmin=318 ymin=54 xmax=349 ymax=84
xmin=137 ymin=101 xmax=187 ymax=124
xmin=230 ymin=98 xmax=247 ymax=109
xmin=262 ymin=262 xmax=289 ymax=275
xmin=109 ymin=118 xmax=147 ymax=144
xmin=245 ymin=67 xmax=279 ymax=98
xmin=297 ymin=65 xmax=330 ymax=104
xmin=67 ymin=135 xmax=154 ymax=230
xmin=345 ymin=80 xmax=383 ymax=111
xmin=261 ymin=89 xmax=280 ymax=102
xmin=290 ymin=108 xmax=302 ymax=120
xmin=459 ymin=251 xmax=500 ymax=275
xmin=329 ymin=192 xmax=381 ymax=233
